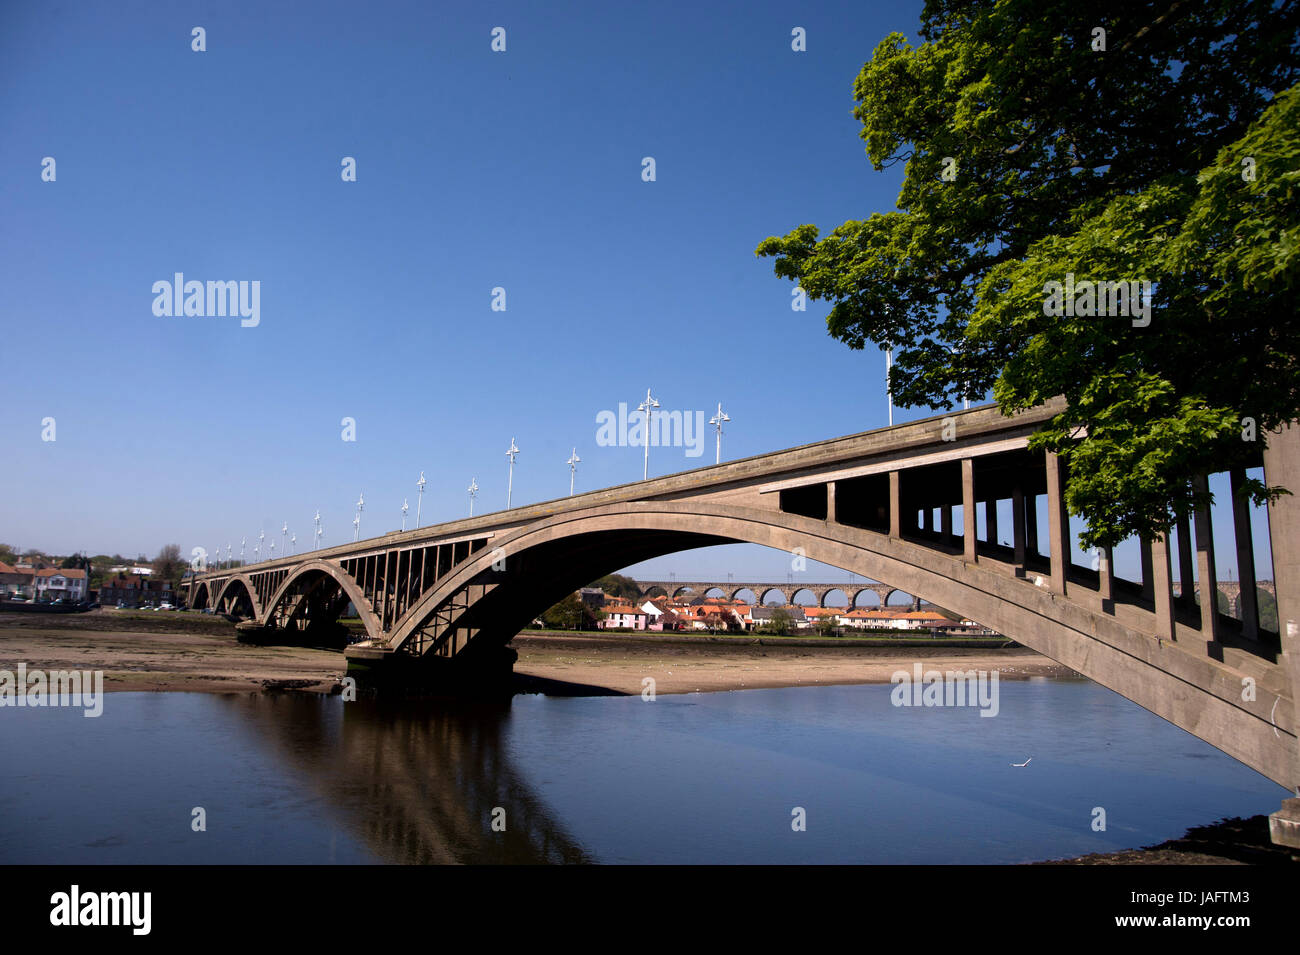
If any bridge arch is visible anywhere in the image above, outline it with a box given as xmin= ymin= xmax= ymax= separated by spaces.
xmin=190 ymin=580 xmax=210 ymax=610
xmin=374 ymin=500 xmax=1295 ymax=788
xmin=757 ymin=588 xmax=788 ymax=606
xmin=732 ymin=587 xmax=759 ymax=605
xmin=821 ymin=588 xmax=850 ymax=608
xmin=790 ymin=588 xmax=818 ymax=607
xmin=261 ymin=559 xmax=381 ymax=640
xmin=853 ymin=588 xmax=881 ymax=608
xmin=213 ymin=575 xmax=259 ymax=618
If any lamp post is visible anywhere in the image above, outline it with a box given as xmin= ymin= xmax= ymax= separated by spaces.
xmin=240 ymin=538 xmax=246 ymax=566
xmin=567 ymin=447 xmax=580 ymax=496
xmin=638 ymin=387 xmax=660 ymax=480
xmin=886 ymin=349 xmax=894 ymax=427
xmin=290 ymin=533 xmax=296 ymax=555
xmin=313 ymin=510 xmax=321 ymax=551
xmin=416 ymin=472 xmax=426 ymax=529
xmin=468 ymin=478 xmax=479 ymax=517
xmin=281 ymin=522 xmax=288 ymax=556
xmin=258 ymin=529 xmax=265 ymax=564
xmin=709 ymin=402 xmax=730 ymax=465
xmin=354 ymin=493 xmax=364 ymax=541
xmin=506 ymin=438 xmax=519 ymax=509
xmin=401 ymin=498 xmax=408 ymax=532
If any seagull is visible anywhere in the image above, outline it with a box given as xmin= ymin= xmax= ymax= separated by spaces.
xmin=1011 ymin=757 xmax=1032 ymax=767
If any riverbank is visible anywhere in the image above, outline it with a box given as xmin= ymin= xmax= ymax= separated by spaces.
xmin=0 ymin=613 xmax=1073 ymax=695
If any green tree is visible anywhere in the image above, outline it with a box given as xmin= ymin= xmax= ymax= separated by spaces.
xmin=590 ymin=573 xmax=641 ymax=601
xmin=758 ymin=607 xmax=794 ymax=636
xmin=540 ymin=593 xmax=604 ymax=630
xmin=757 ymin=1 xmax=1300 ymax=548
xmin=152 ymin=544 xmax=185 ymax=589
xmin=1258 ymin=588 xmax=1279 ymax=632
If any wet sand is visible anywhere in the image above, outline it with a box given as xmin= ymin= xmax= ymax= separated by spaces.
xmin=0 ymin=612 xmax=1072 ymax=695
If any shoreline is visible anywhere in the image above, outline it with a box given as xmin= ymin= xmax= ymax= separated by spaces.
xmin=0 ymin=614 xmax=1075 ymax=696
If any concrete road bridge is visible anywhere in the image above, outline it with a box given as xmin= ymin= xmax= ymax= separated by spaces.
xmin=182 ymin=401 xmax=1300 ymax=842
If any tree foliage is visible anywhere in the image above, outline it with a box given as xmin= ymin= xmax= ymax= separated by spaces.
xmin=757 ymin=0 xmax=1300 ymax=547
xmin=152 ymin=544 xmax=184 ymax=589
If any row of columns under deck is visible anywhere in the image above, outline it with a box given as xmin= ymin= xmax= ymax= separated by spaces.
xmin=824 ymin=454 xmax=1275 ymax=656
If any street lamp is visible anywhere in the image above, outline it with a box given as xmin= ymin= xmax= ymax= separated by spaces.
xmin=567 ymin=447 xmax=581 ymax=496
xmin=638 ymin=387 xmax=660 ymax=480
xmin=258 ymin=529 xmax=265 ymax=564
xmin=401 ymin=498 xmax=408 ymax=532
xmin=709 ymin=402 xmax=730 ymax=465
xmin=886 ymin=348 xmax=894 ymax=427
xmin=290 ymin=533 xmax=296 ymax=555
xmin=240 ymin=537 xmax=246 ymax=566
xmin=506 ymin=438 xmax=519 ymax=509
xmin=416 ymin=472 xmax=426 ymax=529
xmin=313 ymin=510 xmax=321 ymax=551
xmin=281 ymin=522 xmax=287 ymax=555
xmin=354 ymin=493 xmax=364 ymax=541
xmin=468 ymin=478 xmax=479 ymax=517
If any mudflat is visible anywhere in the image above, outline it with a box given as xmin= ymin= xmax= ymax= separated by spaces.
xmin=0 ymin=610 xmax=1073 ymax=696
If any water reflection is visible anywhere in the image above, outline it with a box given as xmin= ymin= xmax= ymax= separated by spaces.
xmin=212 ymin=693 xmax=592 ymax=864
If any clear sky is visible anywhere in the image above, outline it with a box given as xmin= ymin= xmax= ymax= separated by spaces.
xmin=0 ymin=0 xmax=1273 ymax=589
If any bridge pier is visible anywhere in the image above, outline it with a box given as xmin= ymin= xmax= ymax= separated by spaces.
xmin=343 ymin=642 xmax=519 ymax=699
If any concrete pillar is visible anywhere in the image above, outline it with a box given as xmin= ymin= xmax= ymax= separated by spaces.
xmin=1045 ymin=451 xmax=1069 ymax=595
xmin=986 ymin=498 xmax=999 ymax=547
xmin=889 ymin=471 xmax=901 ymax=538
xmin=1191 ymin=474 xmax=1223 ymax=653
xmin=1025 ymin=492 xmax=1039 ymax=557
xmin=1230 ymin=468 xmax=1259 ymax=641
xmin=962 ymin=458 xmax=976 ymax=562
xmin=1263 ymin=423 xmax=1300 ymax=843
xmin=1139 ymin=536 xmax=1155 ymax=602
xmin=1012 ymin=484 xmax=1026 ymax=576
xmin=1150 ymin=533 xmax=1177 ymax=643
xmin=1098 ymin=545 xmax=1113 ymax=612
xmin=827 ymin=481 xmax=837 ymax=523
xmin=1175 ymin=514 xmax=1195 ymax=604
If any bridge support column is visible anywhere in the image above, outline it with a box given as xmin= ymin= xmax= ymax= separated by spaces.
xmin=940 ymin=503 xmax=952 ymax=540
xmin=1230 ymin=468 xmax=1260 ymax=642
xmin=1012 ymin=484 xmax=1026 ymax=576
xmin=1024 ymin=490 xmax=1039 ymax=557
xmin=1264 ymin=422 xmax=1300 ymax=844
xmin=961 ymin=458 xmax=976 ymax=562
xmin=344 ymin=642 xmax=519 ymax=699
xmin=1139 ymin=536 xmax=1155 ymax=602
xmin=1175 ymin=514 xmax=1195 ymax=605
xmin=889 ymin=471 xmax=901 ymax=538
xmin=1045 ymin=451 xmax=1069 ymax=595
xmin=1192 ymin=474 xmax=1224 ymax=656
xmin=827 ymin=481 xmax=837 ymax=523
xmin=986 ymin=497 xmax=999 ymax=548
xmin=1098 ymin=546 xmax=1113 ymax=613
xmin=1150 ymin=533 xmax=1177 ymax=643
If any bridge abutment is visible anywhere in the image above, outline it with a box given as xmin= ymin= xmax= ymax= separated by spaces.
xmin=344 ymin=643 xmax=518 ymax=699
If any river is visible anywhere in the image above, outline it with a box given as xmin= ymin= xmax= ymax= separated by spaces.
xmin=0 ymin=678 xmax=1287 ymax=864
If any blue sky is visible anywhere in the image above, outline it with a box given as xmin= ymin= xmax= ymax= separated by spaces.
xmin=0 ymin=0 xmax=1274 ymax=588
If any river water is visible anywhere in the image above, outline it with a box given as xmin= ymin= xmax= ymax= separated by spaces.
xmin=0 ymin=679 xmax=1287 ymax=864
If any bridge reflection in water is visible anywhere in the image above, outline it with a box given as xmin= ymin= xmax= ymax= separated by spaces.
xmin=212 ymin=693 xmax=592 ymax=865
